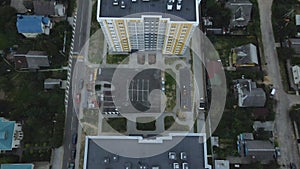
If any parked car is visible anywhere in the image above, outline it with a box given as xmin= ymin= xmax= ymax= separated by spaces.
xmin=72 ymin=133 xmax=77 ymax=145
xmin=79 ymin=79 xmax=84 ymax=89
xmin=75 ymin=93 xmax=81 ymax=103
xmin=199 ymin=98 xmax=206 ymax=110
xmin=275 ymin=147 xmax=281 ymax=158
xmin=71 ymin=149 xmax=76 ymax=160
xmin=69 ymin=162 xmax=75 ymax=169
xmin=290 ymin=162 xmax=297 ymax=169
xmin=270 ymin=88 xmax=276 ymax=97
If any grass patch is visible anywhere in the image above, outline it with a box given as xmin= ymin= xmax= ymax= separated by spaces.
xmin=165 ymin=69 xmax=176 ymax=112
xmin=106 ymin=54 xmax=129 ymax=64
xmin=136 ymin=117 xmax=156 ymax=131
xmin=277 ymin=47 xmax=293 ymax=91
xmin=102 ymin=118 xmax=127 ymax=133
xmin=291 ymin=56 xmax=300 ymax=65
xmin=164 ymin=116 xmax=190 ymax=131
xmin=272 ymin=0 xmax=299 ymax=42
xmin=90 ymin=1 xmax=100 ymax=35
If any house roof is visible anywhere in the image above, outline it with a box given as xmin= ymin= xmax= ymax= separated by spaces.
xmin=236 ymin=79 xmax=266 ymax=107
xmin=54 ymin=4 xmax=65 ymax=16
xmin=16 ymin=15 xmax=50 ymax=33
xmin=288 ymin=38 xmax=300 ymax=54
xmin=232 ymin=43 xmax=258 ymax=66
xmin=214 ymin=160 xmax=229 ymax=169
xmin=14 ymin=51 xmax=50 ymax=70
xmin=292 ymin=65 xmax=300 ymax=84
xmin=226 ymin=0 xmax=253 ymax=28
xmin=253 ymin=121 xmax=274 ymax=132
xmin=0 ymin=118 xmax=15 ymax=151
xmin=245 ymin=140 xmax=275 ymax=161
xmin=1 ymin=164 xmax=34 ymax=169
xmin=14 ymin=55 xmax=28 ymax=70
xmin=239 ymin=133 xmax=254 ymax=140
xmin=296 ymin=15 xmax=300 ymax=26
xmin=44 ymin=78 xmax=62 ymax=89
xmin=33 ymin=0 xmax=55 ymax=16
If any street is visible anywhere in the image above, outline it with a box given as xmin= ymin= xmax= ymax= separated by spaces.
xmin=61 ymin=0 xmax=92 ymax=168
xmin=258 ymin=0 xmax=300 ymax=168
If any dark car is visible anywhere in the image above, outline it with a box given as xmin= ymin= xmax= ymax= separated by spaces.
xmin=79 ymin=79 xmax=84 ymax=89
xmin=290 ymin=163 xmax=297 ymax=169
xmin=72 ymin=133 xmax=77 ymax=145
xmin=71 ymin=149 xmax=76 ymax=160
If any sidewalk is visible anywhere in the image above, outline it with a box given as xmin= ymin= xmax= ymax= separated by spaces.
xmin=51 ymin=146 xmax=64 ymax=169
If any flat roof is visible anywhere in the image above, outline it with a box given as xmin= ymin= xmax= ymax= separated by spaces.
xmin=84 ymin=133 xmax=210 ymax=169
xmin=99 ymin=0 xmax=198 ymax=21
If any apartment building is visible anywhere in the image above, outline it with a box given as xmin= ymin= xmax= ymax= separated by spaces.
xmin=97 ymin=0 xmax=200 ymax=55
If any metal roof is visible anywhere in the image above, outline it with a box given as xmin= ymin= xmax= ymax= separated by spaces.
xmin=16 ymin=15 xmax=50 ymax=33
xmin=0 ymin=118 xmax=15 ymax=151
xmin=1 ymin=164 xmax=34 ymax=169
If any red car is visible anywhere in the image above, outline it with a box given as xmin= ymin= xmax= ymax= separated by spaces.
xmin=75 ymin=93 xmax=81 ymax=103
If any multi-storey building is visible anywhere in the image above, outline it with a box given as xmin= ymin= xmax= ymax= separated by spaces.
xmin=97 ymin=0 xmax=200 ymax=55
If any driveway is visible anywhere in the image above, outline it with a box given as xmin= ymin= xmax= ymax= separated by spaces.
xmin=258 ymin=0 xmax=300 ymax=167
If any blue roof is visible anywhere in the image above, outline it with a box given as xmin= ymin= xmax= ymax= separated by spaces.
xmin=0 ymin=118 xmax=15 ymax=151
xmin=1 ymin=164 xmax=33 ymax=169
xmin=16 ymin=15 xmax=50 ymax=33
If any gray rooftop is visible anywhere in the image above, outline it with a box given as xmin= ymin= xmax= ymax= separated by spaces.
xmin=99 ymin=0 xmax=198 ymax=21
xmin=288 ymin=38 xmax=300 ymax=54
xmin=14 ymin=51 xmax=50 ymax=70
xmin=232 ymin=43 xmax=258 ymax=66
xmin=33 ymin=0 xmax=55 ymax=16
xmin=237 ymin=79 xmax=266 ymax=107
xmin=85 ymin=133 xmax=210 ymax=169
xmin=245 ymin=140 xmax=275 ymax=163
xmin=226 ymin=0 xmax=253 ymax=28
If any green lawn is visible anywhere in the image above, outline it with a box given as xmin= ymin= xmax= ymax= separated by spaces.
xmin=106 ymin=54 xmax=129 ymax=64
xmin=102 ymin=118 xmax=127 ymax=133
xmin=136 ymin=117 xmax=156 ymax=131
xmin=165 ymin=69 xmax=177 ymax=112
xmin=164 ymin=116 xmax=189 ymax=131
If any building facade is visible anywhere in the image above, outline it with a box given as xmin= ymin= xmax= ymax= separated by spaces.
xmin=97 ymin=0 xmax=200 ymax=55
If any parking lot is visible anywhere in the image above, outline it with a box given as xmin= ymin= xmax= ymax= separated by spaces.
xmin=97 ymin=68 xmax=163 ymax=114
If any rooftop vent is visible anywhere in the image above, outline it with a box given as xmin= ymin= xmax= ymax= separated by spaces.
xmin=113 ymin=0 xmax=118 ymax=6
xmin=176 ymin=0 xmax=182 ymax=10
xmin=120 ymin=1 xmax=125 ymax=9
xmin=167 ymin=0 xmax=173 ymax=10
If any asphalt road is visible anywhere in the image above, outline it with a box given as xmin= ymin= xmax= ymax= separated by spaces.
xmin=258 ymin=0 xmax=300 ymax=168
xmin=62 ymin=0 xmax=92 ymax=168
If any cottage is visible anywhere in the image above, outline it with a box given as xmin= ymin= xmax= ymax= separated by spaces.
xmin=232 ymin=43 xmax=259 ymax=67
xmin=236 ymin=79 xmax=266 ymax=107
xmin=14 ymin=51 xmax=50 ymax=70
xmin=16 ymin=15 xmax=52 ymax=38
xmin=226 ymin=0 xmax=253 ymax=28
